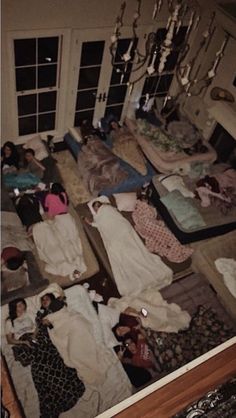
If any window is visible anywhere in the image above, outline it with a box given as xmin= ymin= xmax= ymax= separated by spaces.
xmin=140 ymin=27 xmax=187 ymax=103
xmin=14 ymin=36 xmax=60 ymax=136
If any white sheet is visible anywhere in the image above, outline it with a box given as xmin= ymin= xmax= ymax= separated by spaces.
xmin=32 ymin=213 xmax=87 ymax=278
xmin=215 ymin=258 xmax=236 ymax=298
xmin=108 ymin=287 xmax=191 ymax=333
xmin=92 ymin=204 xmax=173 ymax=296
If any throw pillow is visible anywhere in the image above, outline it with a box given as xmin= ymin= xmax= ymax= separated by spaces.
xmin=113 ymin=192 xmax=137 ymax=212
xmin=23 ymin=135 xmax=49 ymax=161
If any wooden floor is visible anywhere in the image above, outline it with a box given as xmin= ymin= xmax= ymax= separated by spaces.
xmin=114 ymin=343 xmax=236 ymax=418
xmin=1 ymin=355 xmax=24 ymax=418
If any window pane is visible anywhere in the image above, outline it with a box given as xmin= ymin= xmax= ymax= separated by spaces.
xmin=142 ymin=76 xmax=159 ymax=95
xmin=38 ymin=112 xmax=55 ymax=132
xmin=74 ymin=110 xmax=94 ymax=127
xmin=18 ymin=94 xmax=37 ymax=116
xmin=106 ymin=85 xmax=127 ymax=106
xmin=16 ymin=67 xmax=36 ymax=91
xmin=78 ymin=67 xmax=101 ymax=90
xmin=39 ymin=91 xmax=57 ymax=112
xmin=38 ymin=37 xmax=59 ymax=64
xmin=76 ymin=89 xmax=97 ymax=111
xmin=38 ymin=64 xmax=57 ymax=88
xmin=80 ymin=41 xmax=105 ymax=66
xmin=110 ymin=63 xmax=132 ymax=85
xmin=19 ymin=116 xmax=36 ymax=135
xmin=14 ymin=39 xmax=36 ymax=66
xmin=105 ymin=105 xmax=123 ymax=121
xmin=158 ymin=74 xmax=173 ymax=92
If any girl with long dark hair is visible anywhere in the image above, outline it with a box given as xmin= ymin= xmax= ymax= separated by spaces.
xmin=1 ymin=141 xmax=19 ymax=170
xmin=45 ymin=182 xmax=69 ymax=217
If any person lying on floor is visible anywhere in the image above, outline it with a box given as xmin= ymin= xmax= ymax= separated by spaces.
xmin=132 ymin=191 xmax=193 ymax=263
xmin=84 ymin=201 xmax=172 ymax=296
xmin=5 ymin=297 xmax=85 ymax=418
xmin=30 ymin=212 xmax=87 ymax=280
xmin=112 ymin=305 xmax=234 ymax=378
xmin=5 ymin=298 xmax=37 ymax=348
xmin=44 ymin=182 xmax=69 ymax=218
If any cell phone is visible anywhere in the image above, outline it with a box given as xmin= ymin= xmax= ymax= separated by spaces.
xmin=14 ymin=188 xmax=20 ymax=196
xmin=141 ymin=307 xmax=148 ymax=317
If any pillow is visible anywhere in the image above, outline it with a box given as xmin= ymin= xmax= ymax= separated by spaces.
xmin=158 ymin=174 xmax=195 ymax=198
xmin=98 ymin=304 xmax=120 ymax=348
xmin=68 ymin=127 xmax=83 ymax=143
xmin=113 ymin=192 xmax=137 ymax=212
xmin=87 ymin=195 xmax=110 ymax=216
xmin=23 ymin=135 xmax=49 ymax=161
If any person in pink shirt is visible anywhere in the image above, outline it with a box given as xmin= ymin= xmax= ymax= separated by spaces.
xmin=45 ymin=183 xmax=69 ymax=218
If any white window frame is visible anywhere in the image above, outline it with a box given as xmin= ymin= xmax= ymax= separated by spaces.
xmin=6 ymin=29 xmax=71 ymax=144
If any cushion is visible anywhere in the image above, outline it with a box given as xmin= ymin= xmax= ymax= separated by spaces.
xmin=113 ymin=192 xmax=137 ymax=212
xmin=68 ymin=127 xmax=83 ymax=143
xmin=87 ymin=195 xmax=110 ymax=216
xmin=158 ymin=174 xmax=195 ymax=198
xmin=23 ymin=135 xmax=49 ymax=161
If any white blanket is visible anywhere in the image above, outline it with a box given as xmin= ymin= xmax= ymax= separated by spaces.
xmin=32 ymin=213 xmax=87 ymax=278
xmin=92 ymin=205 xmax=173 ymax=295
xmin=46 ymin=305 xmax=132 ymax=416
xmin=215 ymin=258 xmax=236 ymax=298
xmin=108 ymin=287 xmax=191 ymax=333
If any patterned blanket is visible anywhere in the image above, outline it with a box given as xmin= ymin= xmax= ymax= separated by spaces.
xmin=145 ymin=305 xmax=234 ymax=376
xmin=12 ymin=327 xmax=85 ymax=418
xmin=77 ymin=137 xmax=128 ymax=196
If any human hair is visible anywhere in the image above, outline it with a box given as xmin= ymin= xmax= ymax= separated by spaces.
xmin=92 ymin=201 xmax=102 ymax=209
xmin=40 ymin=293 xmax=56 ymax=306
xmin=24 ymin=148 xmax=35 ymax=156
xmin=6 ymin=254 xmax=24 ymax=271
xmin=3 ymin=141 xmax=17 ymax=155
xmin=2 ymin=141 xmax=19 ymax=167
xmin=7 ymin=298 xmax=27 ymax=325
xmin=112 ymin=324 xmax=124 ymax=342
xmin=50 ymin=182 xmax=69 ymax=205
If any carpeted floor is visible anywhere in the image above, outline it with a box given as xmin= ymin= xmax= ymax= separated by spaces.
xmin=54 ymin=150 xmax=92 ymax=206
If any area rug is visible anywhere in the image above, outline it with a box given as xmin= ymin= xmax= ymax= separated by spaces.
xmin=173 ymin=376 xmax=236 ymax=418
xmin=54 ymin=150 xmax=92 ymax=206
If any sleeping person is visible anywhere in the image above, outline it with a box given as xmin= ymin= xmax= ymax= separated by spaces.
xmin=5 ymin=297 xmax=85 ymax=418
xmin=85 ymin=201 xmax=172 ymax=296
xmin=32 ymin=213 xmax=87 ymax=280
xmin=44 ymin=182 xmax=69 ymax=218
xmin=132 ymin=197 xmax=193 ymax=263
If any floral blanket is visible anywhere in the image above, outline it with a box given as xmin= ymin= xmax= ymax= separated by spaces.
xmin=77 ymin=137 xmax=128 ymax=196
xmin=111 ymin=127 xmax=147 ymax=175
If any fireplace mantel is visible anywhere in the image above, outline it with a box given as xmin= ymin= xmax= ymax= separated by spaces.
xmin=208 ymin=101 xmax=236 ymax=140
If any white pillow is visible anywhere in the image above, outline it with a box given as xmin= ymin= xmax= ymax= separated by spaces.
xmin=158 ymin=174 xmax=195 ymax=198
xmin=87 ymin=195 xmax=110 ymax=216
xmin=98 ymin=304 xmax=120 ymax=348
xmin=68 ymin=127 xmax=83 ymax=143
xmin=23 ymin=135 xmax=49 ymax=161
xmin=113 ymin=192 xmax=137 ymax=212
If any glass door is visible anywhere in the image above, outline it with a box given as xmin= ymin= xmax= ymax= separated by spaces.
xmin=71 ymin=27 xmax=150 ymax=128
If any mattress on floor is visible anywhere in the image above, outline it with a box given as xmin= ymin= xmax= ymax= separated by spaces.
xmin=150 ymin=175 xmax=236 ymax=244
xmin=76 ymin=200 xmax=192 ymax=286
xmin=64 ymin=133 xmax=156 ymax=196
xmin=191 ymin=231 xmax=236 ymax=322
xmin=125 ymin=117 xmax=217 ymax=174
xmin=33 ymin=205 xmax=100 ymax=287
